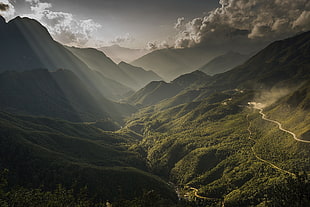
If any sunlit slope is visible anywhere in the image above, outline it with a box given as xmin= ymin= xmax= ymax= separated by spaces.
xmin=123 ymin=32 xmax=310 ymax=206
xmin=125 ymin=87 xmax=310 ymax=206
xmin=0 ymin=16 xmax=131 ymax=100
xmin=261 ymin=80 xmax=310 ymax=142
xmin=67 ymin=47 xmax=162 ymax=91
xmin=67 ymin=47 xmax=136 ymax=90
xmin=0 ymin=69 xmax=135 ymax=124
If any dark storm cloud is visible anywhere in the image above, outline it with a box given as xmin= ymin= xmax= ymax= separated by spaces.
xmin=0 ymin=3 xmax=9 ymax=11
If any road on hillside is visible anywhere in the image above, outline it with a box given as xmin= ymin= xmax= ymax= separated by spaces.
xmin=246 ymin=114 xmax=296 ymax=177
xmin=187 ymin=187 xmax=225 ymax=206
xmin=249 ymin=102 xmax=310 ymax=143
xmin=258 ymin=108 xmax=310 ymax=143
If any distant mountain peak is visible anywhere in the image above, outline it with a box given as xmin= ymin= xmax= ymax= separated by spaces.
xmin=6 ymin=16 xmax=53 ymax=41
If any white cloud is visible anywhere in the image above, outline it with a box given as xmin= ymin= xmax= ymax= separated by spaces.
xmin=110 ymin=33 xmax=134 ymax=44
xmin=174 ymin=17 xmax=185 ymax=30
xmin=146 ymin=40 xmax=170 ymax=50
xmin=22 ymin=0 xmax=102 ymax=47
xmin=0 ymin=0 xmax=15 ymax=20
xmin=174 ymin=0 xmax=310 ymax=48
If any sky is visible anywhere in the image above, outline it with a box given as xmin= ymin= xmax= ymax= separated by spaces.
xmin=0 ymin=0 xmax=309 ymax=49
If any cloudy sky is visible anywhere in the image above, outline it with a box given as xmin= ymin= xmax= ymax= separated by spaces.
xmin=0 ymin=0 xmax=309 ymax=49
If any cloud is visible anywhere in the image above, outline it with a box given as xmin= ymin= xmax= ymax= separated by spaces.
xmin=110 ymin=33 xmax=134 ymax=44
xmin=0 ymin=0 xmax=15 ymax=19
xmin=174 ymin=17 xmax=185 ymax=30
xmin=174 ymin=0 xmax=310 ymax=48
xmin=146 ymin=40 xmax=170 ymax=50
xmin=23 ymin=0 xmax=101 ymax=47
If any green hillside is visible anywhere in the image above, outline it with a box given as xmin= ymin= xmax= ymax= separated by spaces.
xmin=125 ymin=85 xmax=310 ymax=206
xmin=121 ymin=32 xmax=310 ymax=206
xmin=0 ymin=111 xmax=176 ymax=204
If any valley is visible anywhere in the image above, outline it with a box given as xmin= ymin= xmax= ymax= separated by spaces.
xmin=0 ymin=5 xmax=309 ymax=206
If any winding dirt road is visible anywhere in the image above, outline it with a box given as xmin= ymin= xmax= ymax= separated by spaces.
xmin=187 ymin=186 xmax=221 ymax=200
xmin=246 ymin=114 xmax=296 ymax=177
xmin=258 ymin=109 xmax=310 ymax=143
xmin=189 ymin=187 xmax=209 ymax=199
xmin=251 ymin=146 xmax=296 ymax=176
xmin=249 ymin=102 xmax=310 ymax=143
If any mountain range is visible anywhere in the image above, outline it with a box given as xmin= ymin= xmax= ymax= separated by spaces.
xmin=126 ymin=70 xmax=211 ymax=107
xmin=123 ymin=31 xmax=310 ymax=206
xmin=131 ymin=47 xmax=223 ymax=81
xmin=0 ymin=16 xmax=161 ymax=100
xmin=131 ymin=39 xmax=267 ymax=81
xmin=0 ymin=14 xmax=309 ymax=206
xmin=67 ymin=46 xmax=162 ymax=91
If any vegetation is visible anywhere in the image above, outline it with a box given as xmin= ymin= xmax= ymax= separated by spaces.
xmin=0 ymin=111 xmax=177 ymax=204
xmin=124 ymin=84 xmax=310 ymax=206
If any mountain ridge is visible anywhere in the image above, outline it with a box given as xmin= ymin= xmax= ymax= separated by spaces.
xmin=0 ymin=16 xmax=132 ymax=100
xmin=199 ymin=51 xmax=250 ymax=76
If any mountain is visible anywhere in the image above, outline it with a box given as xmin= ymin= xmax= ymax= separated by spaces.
xmin=126 ymin=70 xmax=211 ymax=107
xmin=125 ymin=83 xmax=310 ymax=206
xmin=0 ymin=69 xmax=135 ymax=124
xmin=99 ymin=44 xmax=149 ymax=63
xmin=208 ymin=31 xmax=310 ymax=90
xmin=1 ymin=14 xmax=309 ymax=206
xmin=121 ymin=31 xmax=310 ymax=206
xmin=135 ymin=31 xmax=310 ymax=112
xmin=199 ymin=51 xmax=250 ymax=76
xmin=67 ymin=46 xmax=162 ymax=91
xmin=131 ymin=47 xmax=223 ymax=81
xmin=0 ymin=16 xmax=131 ymax=100
xmin=131 ymin=38 xmax=268 ymax=81
xmin=118 ymin=61 xmax=162 ymax=88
